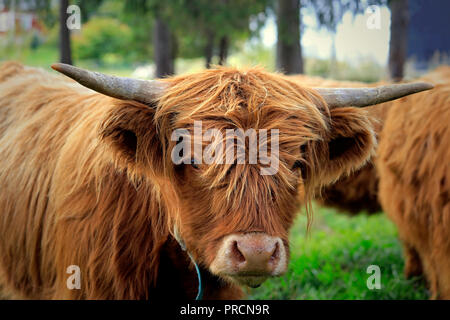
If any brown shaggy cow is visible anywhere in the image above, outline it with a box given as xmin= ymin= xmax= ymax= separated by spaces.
xmin=377 ymin=66 xmax=450 ymax=299
xmin=292 ymin=69 xmax=448 ymax=215
xmin=0 ymin=61 xmax=431 ymax=299
xmin=288 ymin=75 xmax=389 ymax=214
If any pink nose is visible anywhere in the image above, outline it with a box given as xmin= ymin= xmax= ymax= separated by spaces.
xmin=231 ymin=235 xmax=281 ymax=274
xmin=211 ymin=233 xmax=287 ymax=287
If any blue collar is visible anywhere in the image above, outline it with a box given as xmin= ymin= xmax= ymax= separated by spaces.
xmin=175 ymin=235 xmax=203 ymax=300
xmin=187 ymin=251 xmax=203 ymax=300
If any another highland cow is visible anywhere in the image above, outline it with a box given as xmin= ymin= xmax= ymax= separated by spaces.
xmin=377 ymin=66 xmax=450 ymax=299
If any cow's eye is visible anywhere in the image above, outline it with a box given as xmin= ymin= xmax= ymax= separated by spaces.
xmin=292 ymin=160 xmax=304 ymax=171
xmin=292 ymin=160 xmax=308 ymax=180
xmin=191 ymin=159 xmax=199 ymax=169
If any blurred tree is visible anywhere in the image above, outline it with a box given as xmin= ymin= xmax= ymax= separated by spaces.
xmin=68 ymin=0 xmax=154 ymax=65
xmin=174 ymin=0 xmax=268 ymax=68
xmin=122 ymin=0 xmax=268 ymax=74
xmin=407 ymin=0 xmax=450 ymax=70
xmin=308 ymin=0 xmax=362 ymax=33
xmin=123 ymin=0 xmax=176 ymax=77
xmin=306 ymin=0 xmax=385 ymax=76
xmin=74 ymin=0 xmax=104 ymax=21
xmin=33 ymin=0 xmax=58 ymax=28
xmin=6 ymin=0 xmax=75 ymax=61
xmin=276 ymin=0 xmax=303 ymax=74
xmin=388 ymin=0 xmax=409 ymax=81
xmin=1 ymin=0 xmax=58 ymax=30
xmin=153 ymin=16 xmax=175 ymax=77
xmin=218 ymin=35 xmax=229 ymax=66
xmin=204 ymin=30 xmax=215 ymax=68
xmin=308 ymin=0 xmax=407 ymax=80
xmin=59 ymin=0 xmax=72 ymax=64
xmin=72 ymin=17 xmax=133 ymax=64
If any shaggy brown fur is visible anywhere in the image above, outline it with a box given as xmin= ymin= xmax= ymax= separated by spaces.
xmin=291 ymin=71 xmax=447 ymax=215
xmin=377 ymin=66 xmax=450 ymax=299
xmin=316 ymin=161 xmax=381 ymax=214
xmin=288 ymin=75 xmax=390 ymax=214
xmin=0 ymin=62 xmax=375 ymax=299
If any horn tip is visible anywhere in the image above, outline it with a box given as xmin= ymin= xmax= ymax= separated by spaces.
xmin=420 ymin=82 xmax=435 ymax=90
xmin=51 ymin=63 xmax=63 ymax=72
xmin=51 ymin=63 xmax=72 ymax=73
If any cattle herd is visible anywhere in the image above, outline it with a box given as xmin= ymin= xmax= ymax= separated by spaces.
xmin=0 ymin=60 xmax=448 ymax=299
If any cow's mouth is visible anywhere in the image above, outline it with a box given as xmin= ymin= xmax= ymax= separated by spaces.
xmin=232 ymin=275 xmax=270 ymax=288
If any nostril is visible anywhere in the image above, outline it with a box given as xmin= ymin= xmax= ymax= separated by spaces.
xmin=232 ymin=240 xmax=246 ymax=264
xmin=270 ymin=242 xmax=280 ymax=263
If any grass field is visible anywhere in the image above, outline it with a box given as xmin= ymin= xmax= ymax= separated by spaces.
xmin=247 ymin=204 xmax=428 ymax=300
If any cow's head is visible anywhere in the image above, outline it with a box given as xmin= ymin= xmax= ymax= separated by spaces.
xmin=52 ymin=63 xmax=432 ymax=288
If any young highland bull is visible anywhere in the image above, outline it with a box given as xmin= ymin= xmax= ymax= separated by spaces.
xmin=0 ymin=61 xmax=432 ymax=299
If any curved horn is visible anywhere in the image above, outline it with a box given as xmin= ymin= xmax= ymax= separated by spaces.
xmin=314 ymin=82 xmax=434 ymax=108
xmin=51 ymin=63 xmax=167 ymax=104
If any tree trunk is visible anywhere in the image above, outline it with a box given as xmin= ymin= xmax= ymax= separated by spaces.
xmin=388 ymin=0 xmax=409 ymax=81
xmin=204 ymin=31 xmax=215 ymax=69
xmin=59 ymin=0 xmax=72 ymax=65
xmin=153 ymin=17 xmax=175 ymax=78
xmin=329 ymin=33 xmax=338 ymax=77
xmin=276 ymin=0 xmax=303 ymax=74
xmin=218 ymin=36 xmax=229 ymax=66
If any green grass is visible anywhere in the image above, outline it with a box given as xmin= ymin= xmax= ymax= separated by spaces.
xmin=247 ymin=204 xmax=428 ymax=300
xmin=1 ymin=45 xmax=57 ymax=70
